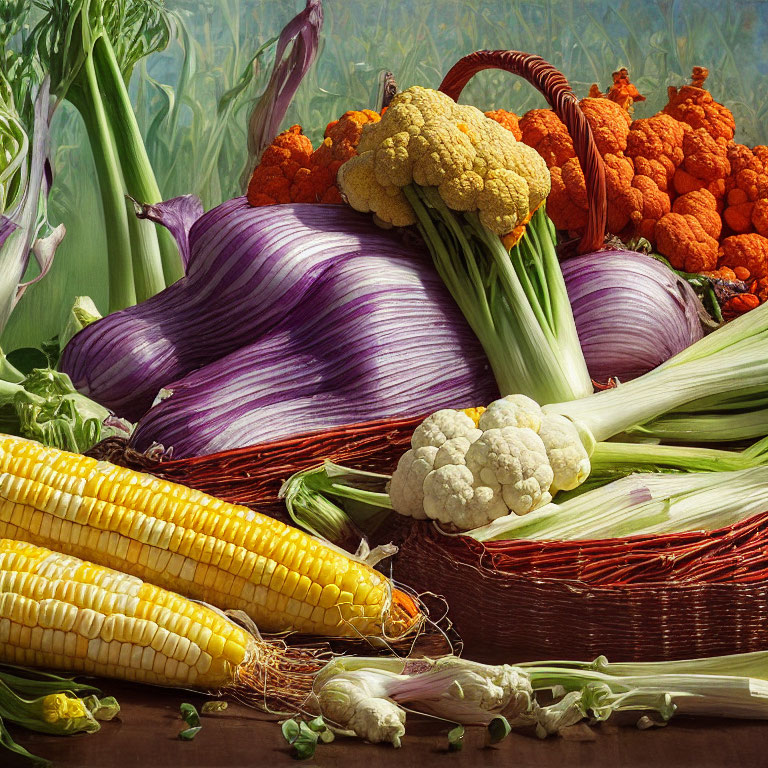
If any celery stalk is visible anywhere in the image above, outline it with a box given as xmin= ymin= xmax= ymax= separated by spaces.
xmin=93 ymin=35 xmax=182 ymax=286
xmin=76 ymin=55 xmax=137 ymax=311
xmin=403 ymin=187 xmax=593 ymax=405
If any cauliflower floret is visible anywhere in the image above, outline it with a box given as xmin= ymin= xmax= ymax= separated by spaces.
xmin=387 ymin=446 xmax=438 ymax=519
xmin=464 ymin=427 xmax=553 ymax=514
xmin=433 ymin=436 xmax=476 ymax=469
xmin=337 ymin=152 xmax=416 ymax=227
xmin=478 ymin=394 xmax=543 ymax=431
xmin=338 ymin=86 xmax=550 ymax=232
xmin=422 ymin=464 xmax=508 ymax=529
xmin=411 ymin=409 xmax=481 ymax=450
xmin=537 ymin=413 xmax=591 ymax=492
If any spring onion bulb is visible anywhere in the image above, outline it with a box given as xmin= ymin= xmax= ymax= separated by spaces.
xmin=561 ymin=251 xmax=704 ymax=382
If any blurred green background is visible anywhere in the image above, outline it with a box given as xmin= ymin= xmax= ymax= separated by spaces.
xmin=4 ymin=0 xmax=767 ymax=351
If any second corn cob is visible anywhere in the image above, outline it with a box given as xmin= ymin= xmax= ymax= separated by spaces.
xmin=0 ymin=538 xmax=323 ymax=709
xmin=0 ymin=435 xmax=419 ymax=638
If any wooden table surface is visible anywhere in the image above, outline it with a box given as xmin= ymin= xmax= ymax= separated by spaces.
xmin=7 ymin=678 xmax=768 ymax=768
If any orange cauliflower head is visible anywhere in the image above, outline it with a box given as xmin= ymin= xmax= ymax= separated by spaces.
xmin=663 ymin=67 xmax=735 ymax=142
xmin=654 ymin=211 xmax=719 ymax=272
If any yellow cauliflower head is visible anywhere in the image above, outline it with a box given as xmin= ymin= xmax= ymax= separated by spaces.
xmin=338 ymin=86 xmax=550 ymax=234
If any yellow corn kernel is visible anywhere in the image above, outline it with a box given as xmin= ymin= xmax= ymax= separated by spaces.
xmin=0 ymin=539 xmax=251 ymax=689
xmin=0 ymin=435 xmax=420 ymax=638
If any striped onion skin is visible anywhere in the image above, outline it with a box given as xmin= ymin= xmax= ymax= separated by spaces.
xmin=129 ymin=253 xmax=497 ymax=458
xmin=561 ymin=251 xmax=703 ymax=382
xmin=60 ymin=200 xmax=442 ymax=421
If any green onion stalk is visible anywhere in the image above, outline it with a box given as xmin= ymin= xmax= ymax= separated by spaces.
xmin=307 ymin=652 xmax=768 ymax=750
xmin=27 ymin=0 xmax=182 ymax=312
xmin=404 ymin=186 xmax=593 ymax=405
xmin=549 ymin=300 xmax=768 ymax=443
xmin=467 ymin=464 xmax=768 ymax=541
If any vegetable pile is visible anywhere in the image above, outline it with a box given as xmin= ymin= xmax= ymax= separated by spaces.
xmin=502 ymin=67 xmax=768 ymax=317
xmin=7 ymin=0 xmax=768 ymax=762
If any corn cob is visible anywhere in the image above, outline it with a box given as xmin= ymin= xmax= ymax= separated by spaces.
xmin=0 ymin=538 xmax=323 ymax=708
xmin=0 ymin=435 xmax=418 ymax=638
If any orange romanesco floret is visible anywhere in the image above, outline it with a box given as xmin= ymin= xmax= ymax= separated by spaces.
xmin=628 ymin=175 xmax=671 ymax=243
xmin=722 ymin=144 xmax=768 ymax=234
xmin=626 ymin=114 xmax=687 ymax=193
xmin=579 ymin=97 xmax=632 ymax=156
xmin=547 ymin=158 xmax=589 ymax=233
xmin=662 ymin=67 xmax=735 ymax=142
xmin=247 ymin=111 xmax=380 ymax=207
xmin=655 ymin=197 xmax=720 ymax=273
xmin=579 ymin=97 xmax=637 ymax=233
xmin=752 ymin=199 xmax=768 ymax=238
xmin=519 ymin=109 xmax=575 ymax=168
xmin=588 ymin=68 xmax=646 ymax=112
xmin=672 ymin=189 xmax=722 ymax=240
xmin=719 ymin=233 xmax=768 ymax=279
xmin=673 ymin=127 xmax=731 ymax=202
xmin=484 ymin=109 xmax=523 ymax=140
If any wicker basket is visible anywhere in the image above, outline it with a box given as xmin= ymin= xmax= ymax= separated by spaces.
xmin=92 ymin=51 xmax=768 ymax=664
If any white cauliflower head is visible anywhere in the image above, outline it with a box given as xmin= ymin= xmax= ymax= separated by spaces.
xmin=422 ymin=464 xmax=508 ymax=530
xmin=387 ymin=446 xmax=438 ymax=519
xmin=537 ymin=413 xmax=591 ymax=492
xmin=478 ymin=394 xmax=542 ymax=432
xmin=389 ymin=400 xmax=593 ymax=531
xmin=464 ymin=426 xmax=553 ymax=514
xmin=411 ymin=409 xmax=482 ymax=449
xmin=433 ymin=435 xmax=476 ymax=469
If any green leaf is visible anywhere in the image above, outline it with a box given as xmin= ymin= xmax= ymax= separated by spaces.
xmin=281 ymin=718 xmax=300 ymax=745
xmin=487 ymin=716 xmax=511 ymax=744
xmin=201 ymin=700 xmax=227 ymax=714
xmin=283 ymin=721 xmax=320 ymax=760
xmin=307 ymin=716 xmax=325 ymax=732
xmin=0 ymin=712 xmax=51 ymax=766
xmin=40 ymin=337 xmax=60 ymax=369
xmin=179 ymin=702 xmax=200 ymax=728
xmin=6 ymin=347 xmax=47 ymax=376
xmin=292 ymin=735 xmax=318 ymax=761
xmin=83 ymin=695 xmax=120 ymax=721
xmin=319 ymin=729 xmax=335 ymax=744
xmin=179 ymin=726 xmax=202 ymax=741
xmin=448 ymin=724 xmax=465 ymax=751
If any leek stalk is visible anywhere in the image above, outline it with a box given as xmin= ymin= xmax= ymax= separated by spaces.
xmin=27 ymin=0 xmax=180 ymax=311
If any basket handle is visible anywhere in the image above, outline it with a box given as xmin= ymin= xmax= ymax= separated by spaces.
xmin=439 ymin=50 xmax=607 ymax=255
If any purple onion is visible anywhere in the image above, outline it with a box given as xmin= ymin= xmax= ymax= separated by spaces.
xmin=562 ymin=250 xmax=704 ymax=382
xmin=60 ymin=199 xmax=452 ymax=420
xmin=129 ymin=252 xmax=497 ymax=457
